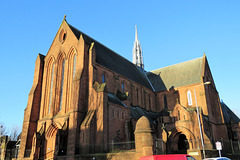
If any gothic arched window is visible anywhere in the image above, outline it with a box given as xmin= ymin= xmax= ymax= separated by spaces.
xmin=59 ymin=59 xmax=65 ymax=111
xmin=48 ymin=63 xmax=55 ymax=113
xmin=121 ymin=82 xmax=124 ymax=92
xmin=67 ymin=52 xmax=76 ymax=111
xmin=187 ymin=90 xmax=193 ymax=106
xmin=102 ymin=73 xmax=105 ymax=83
xmin=72 ymin=54 xmax=76 ymax=79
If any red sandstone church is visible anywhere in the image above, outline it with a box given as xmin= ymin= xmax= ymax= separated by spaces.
xmin=18 ymin=17 xmax=240 ymax=160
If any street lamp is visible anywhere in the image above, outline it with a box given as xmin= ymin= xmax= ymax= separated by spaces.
xmin=194 ymin=81 xmax=211 ymax=159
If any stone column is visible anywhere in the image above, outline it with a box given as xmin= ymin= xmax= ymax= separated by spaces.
xmin=134 ymin=116 xmax=153 ymax=157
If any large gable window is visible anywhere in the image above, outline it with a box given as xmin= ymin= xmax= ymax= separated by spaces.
xmin=187 ymin=90 xmax=193 ymax=106
xmin=59 ymin=59 xmax=65 ymax=111
xmin=48 ymin=63 xmax=55 ymax=113
xmin=66 ymin=51 xmax=77 ymax=111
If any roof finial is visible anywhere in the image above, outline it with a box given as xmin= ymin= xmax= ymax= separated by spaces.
xmin=64 ymin=15 xmax=66 ymax=20
xmin=203 ymin=51 xmax=206 ymax=56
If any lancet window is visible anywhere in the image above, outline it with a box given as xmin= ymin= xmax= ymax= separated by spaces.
xmin=121 ymin=82 xmax=124 ymax=92
xmin=59 ymin=59 xmax=65 ymax=111
xmin=102 ymin=73 xmax=105 ymax=83
xmin=187 ymin=90 xmax=193 ymax=106
xmin=73 ymin=54 xmax=76 ymax=79
xmin=48 ymin=63 xmax=55 ymax=114
xmin=66 ymin=50 xmax=77 ymax=111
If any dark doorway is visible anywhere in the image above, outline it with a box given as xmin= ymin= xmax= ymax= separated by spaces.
xmin=178 ymin=134 xmax=189 ymax=153
xmin=39 ymin=136 xmax=45 ymax=160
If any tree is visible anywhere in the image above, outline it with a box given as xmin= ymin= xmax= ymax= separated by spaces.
xmin=9 ymin=125 xmax=21 ymax=141
xmin=0 ymin=122 xmax=7 ymax=136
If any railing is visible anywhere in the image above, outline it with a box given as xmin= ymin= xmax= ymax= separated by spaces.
xmin=109 ymin=141 xmax=135 ymax=152
xmin=155 ymin=139 xmax=165 ymax=155
xmin=155 ymin=138 xmax=240 ymax=154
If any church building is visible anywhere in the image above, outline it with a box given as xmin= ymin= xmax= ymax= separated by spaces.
xmin=18 ymin=17 xmax=236 ymax=160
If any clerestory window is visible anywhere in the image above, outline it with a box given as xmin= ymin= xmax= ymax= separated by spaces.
xmin=102 ymin=73 xmax=105 ymax=83
xmin=121 ymin=82 xmax=124 ymax=92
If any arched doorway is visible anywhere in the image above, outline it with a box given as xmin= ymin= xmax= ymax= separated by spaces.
xmin=44 ymin=124 xmax=59 ymax=159
xmin=167 ymin=127 xmax=195 ymax=154
xmin=178 ymin=134 xmax=189 ymax=153
xmin=167 ymin=132 xmax=190 ymax=154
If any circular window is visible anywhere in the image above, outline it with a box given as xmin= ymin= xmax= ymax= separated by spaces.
xmin=59 ymin=29 xmax=67 ymax=43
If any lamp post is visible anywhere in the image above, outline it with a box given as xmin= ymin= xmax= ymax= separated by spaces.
xmin=194 ymin=81 xmax=210 ymax=159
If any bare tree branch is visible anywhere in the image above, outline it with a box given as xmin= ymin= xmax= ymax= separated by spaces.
xmin=9 ymin=125 xmax=21 ymax=141
xmin=0 ymin=122 xmax=7 ymax=136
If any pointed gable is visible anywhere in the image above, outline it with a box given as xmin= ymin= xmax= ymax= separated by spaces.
xmin=44 ymin=18 xmax=80 ymax=61
xmin=147 ymin=57 xmax=204 ymax=92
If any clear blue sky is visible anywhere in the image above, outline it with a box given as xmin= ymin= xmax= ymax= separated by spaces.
xmin=0 ymin=1 xmax=239 ymax=131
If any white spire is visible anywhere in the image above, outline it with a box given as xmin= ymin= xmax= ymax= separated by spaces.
xmin=135 ymin=25 xmax=138 ymax=41
xmin=133 ymin=25 xmax=144 ymax=70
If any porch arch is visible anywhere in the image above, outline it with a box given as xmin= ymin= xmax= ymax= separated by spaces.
xmin=167 ymin=126 xmax=198 ymax=153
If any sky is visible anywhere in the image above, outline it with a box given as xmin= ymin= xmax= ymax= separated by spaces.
xmin=0 ymin=1 xmax=239 ymax=132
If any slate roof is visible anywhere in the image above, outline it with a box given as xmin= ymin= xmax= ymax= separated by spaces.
xmin=147 ymin=57 xmax=204 ymax=92
xmin=108 ymin=93 xmax=127 ymax=107
xmin=130 ymin=105 xmax=169 ymax=124
xmin=68 ymin=23 xmax=153 ymax=90
xmin=221 ymin=101 xmax=240 ymax=124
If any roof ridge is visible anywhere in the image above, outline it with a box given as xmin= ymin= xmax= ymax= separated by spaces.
xmin=67 ymin=22 xmax=135 ymax=65
xmin=67 ymin=22 xmax=154 ymax=90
